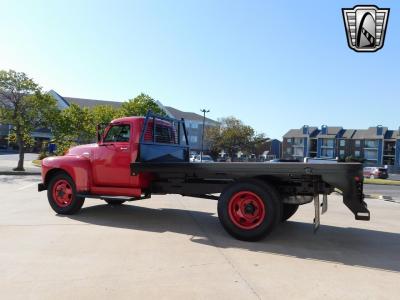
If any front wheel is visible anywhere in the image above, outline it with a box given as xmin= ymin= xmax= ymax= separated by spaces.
xmin=47 ymin=173 xmax=85 ymax=215
xmin=218 ymin=180 xmax=281 ymax=241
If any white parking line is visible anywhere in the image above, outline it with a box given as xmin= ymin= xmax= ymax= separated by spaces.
xmin=17 ymin=181 xmax=40 ymax=191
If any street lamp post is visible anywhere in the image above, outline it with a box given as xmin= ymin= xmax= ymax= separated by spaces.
xmin=200 ymin=109 xmax=210 ymax=162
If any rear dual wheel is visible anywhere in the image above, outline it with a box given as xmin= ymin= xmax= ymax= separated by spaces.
xmin=218 ymin=180 xmax=281 ymax=241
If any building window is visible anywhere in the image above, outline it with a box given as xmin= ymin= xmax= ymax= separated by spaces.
xmin=364 ymin=149 xmax=378 ymax=160
xmin=293 ymin=147 xmax=303 ymax=157
xmin=339 ymin=139 xmax=345 ymax=147
xmin=189 ymin=135 xmax=198 ymax=143
xmin=321 ymin=148 xmax=334 ymax=158
xmin=355 ymin=150 xmax=360 ymax=157
xmin=355 ymin=140 xmax=361 ymax=147
xmin=365 ymin=139 xmax=378 ymax=148
xmin=186 ymin=122 xmax=198 ymax=129
xmin=286 ymin=147 xmax=292 ymax=154
xmin=293 ymin=138 xmax=303 ymax=146
xmin=322 ymin=139 xmax=334 ymax=147
xmin=339 ymin=149 xmax=345 ymax=157
xmin=287 ymin=138 xmax=292 ymax=143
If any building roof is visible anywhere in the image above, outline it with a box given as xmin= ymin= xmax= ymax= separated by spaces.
xmin=352 ymin=126 xmax=388 ymax=139
xmin=283 ymin=127 xmax=318 ymax=138
xmin=341 ymin=129 xmax=356 ymax=139
xmin=265 ymin=138 xmax=282 ymax=143
xmin=317 ymin=126 xmax=343 ymax=138
xmin=384 ymin=130 xmax=400 ymax=140
xmin=64 ymin=97 xmax=122 ymax=109
xmin=50 ymin=91 xmax=218 ymax=124
xmin=164 ymin=106 xmax=218 ymax=124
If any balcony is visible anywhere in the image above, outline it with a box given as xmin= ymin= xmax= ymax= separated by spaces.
xmin=364 ymin=139 xmax=379 ymax=149
xmin=383 ymin=141 xmax=395 ymax=157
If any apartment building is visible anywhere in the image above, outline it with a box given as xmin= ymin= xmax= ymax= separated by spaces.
xmin=159 ymin=105 xmax=219 ymax=152
xmin=283 ymin=125 xmax=400 ymax=172
xmin=282 ymin=126 xmax=319 ymax=159
xmin=264 ymin=139 xmax=282 ymax=159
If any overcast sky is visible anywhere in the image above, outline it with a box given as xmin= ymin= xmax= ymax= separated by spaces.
xmin=0 ymin=0 xmax=398 ymax=139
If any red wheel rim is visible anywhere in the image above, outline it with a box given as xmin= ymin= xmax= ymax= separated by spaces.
xmin=52 ymin=179 xmax=73 ymax=207
xmin=228 ymin=191 xmax=266 ymax=230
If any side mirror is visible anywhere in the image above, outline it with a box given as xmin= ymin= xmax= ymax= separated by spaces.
xmin=96 ymin=124 xmax=103 ymax=144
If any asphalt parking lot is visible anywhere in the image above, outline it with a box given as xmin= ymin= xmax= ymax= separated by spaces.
xmin=1 ymin=175 xmax=399 ymax=299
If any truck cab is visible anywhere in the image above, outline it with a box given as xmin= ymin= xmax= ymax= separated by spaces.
xmin=40 ymin=114 xmax=189 ymax=203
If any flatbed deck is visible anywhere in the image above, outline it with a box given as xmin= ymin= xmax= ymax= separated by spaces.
xmin=131 ymin=161 xmax=370 ymax=221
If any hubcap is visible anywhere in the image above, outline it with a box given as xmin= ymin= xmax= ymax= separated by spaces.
xmin=228 ymin=191 xmax=266 ymax=230
xmin=52 ymin=179 xmax=73 ymax=207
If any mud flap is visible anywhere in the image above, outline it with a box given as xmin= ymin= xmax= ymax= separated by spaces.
xmin=321 ymin=194 xmax=328 ymax=214
xmin=313 ymin=194 xmax=320 ymax=233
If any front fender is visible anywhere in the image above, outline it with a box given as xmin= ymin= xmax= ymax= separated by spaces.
xmin=42 ymin=155 xmax=92 ymax=193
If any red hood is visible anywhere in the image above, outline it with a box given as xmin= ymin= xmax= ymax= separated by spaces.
xmin=66 ymin=143 xmax=98 ymax=156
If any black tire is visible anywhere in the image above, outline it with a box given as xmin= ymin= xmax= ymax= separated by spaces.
xmin=105 ymin=200 xmax=126 ymax=205
xmin=47 ymin=173 xmax=85 ymax=215
xmin=217 ymin=179 xmax=281 ymax=241
xmin=281 ymin=204 xmax=299 ymax=222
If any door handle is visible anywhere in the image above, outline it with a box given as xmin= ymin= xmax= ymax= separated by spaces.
xmin=120 ymin=147 xmax=128 ymax=150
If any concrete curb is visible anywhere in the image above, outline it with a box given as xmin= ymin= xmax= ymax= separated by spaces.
xmin=364 ymin=194 xmax=392 ymax=200
xmin=363 ymin=194 xmax=400 ymax=204
xmin=334 ymin=191 xmax=399 ymax=203
xmin=0 ymin=171 xmax=40 ymax=176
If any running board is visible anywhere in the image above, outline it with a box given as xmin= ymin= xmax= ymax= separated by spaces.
xmin=77 ymin=193 xmax=151 ymax=201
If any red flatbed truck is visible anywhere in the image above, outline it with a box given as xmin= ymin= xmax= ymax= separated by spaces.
xmin=38 ymin=112 xmax=370 ymax=241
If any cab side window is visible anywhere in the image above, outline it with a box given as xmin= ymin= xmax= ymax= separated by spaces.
xmin=104 ymin=125 xmax=130 ymax=143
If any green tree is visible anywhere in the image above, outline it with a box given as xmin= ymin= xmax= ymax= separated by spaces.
xmin=92 ymin=105 xmax=122 ymax=124
xmin=0 ymin=70 xmax=59 ymax=170
xmin=249 ymin=133 xmax=269 ymax=156
xmin=205 ymin=116 xmax=256 ymax=158
xmin=52 ymin=104 xmax=95 ymax=155
xmin=120 ymin=93 xmax=166 ymax=117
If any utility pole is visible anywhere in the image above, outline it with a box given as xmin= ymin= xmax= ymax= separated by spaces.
xmin=200 ymin=109 xmax=210 ymax=162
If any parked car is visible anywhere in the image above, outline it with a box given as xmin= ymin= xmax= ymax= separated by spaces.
xmin=268 ymin=159 xmax=299 ymax=163
xmin=363 ymin=167 xmax=388 ymax=179
xmin=193 ymin=155 xmax=214 ymax=163
xmin=217 ymin=153 xmax=230 ymax=162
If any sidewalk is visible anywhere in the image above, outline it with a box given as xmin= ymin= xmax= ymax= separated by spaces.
xmin=0 ymin=167 xmax=41 ymax=175
xmin=0 ymin=153 xmax=41 ymax=175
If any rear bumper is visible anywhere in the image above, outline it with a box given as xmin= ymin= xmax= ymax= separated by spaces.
xmin=38 ymin=183 xmax=46 ymax=192
xmin=343 ymin=181 xmax=370 ymax=221
xmin=344 ymin=197 xmax=370 ymax=220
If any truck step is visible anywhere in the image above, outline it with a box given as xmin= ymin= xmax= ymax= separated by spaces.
xmin=77 ymin=194 xmax=150 ymax=201
xmin=100 ymin=196 xmax=136 ymax=202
